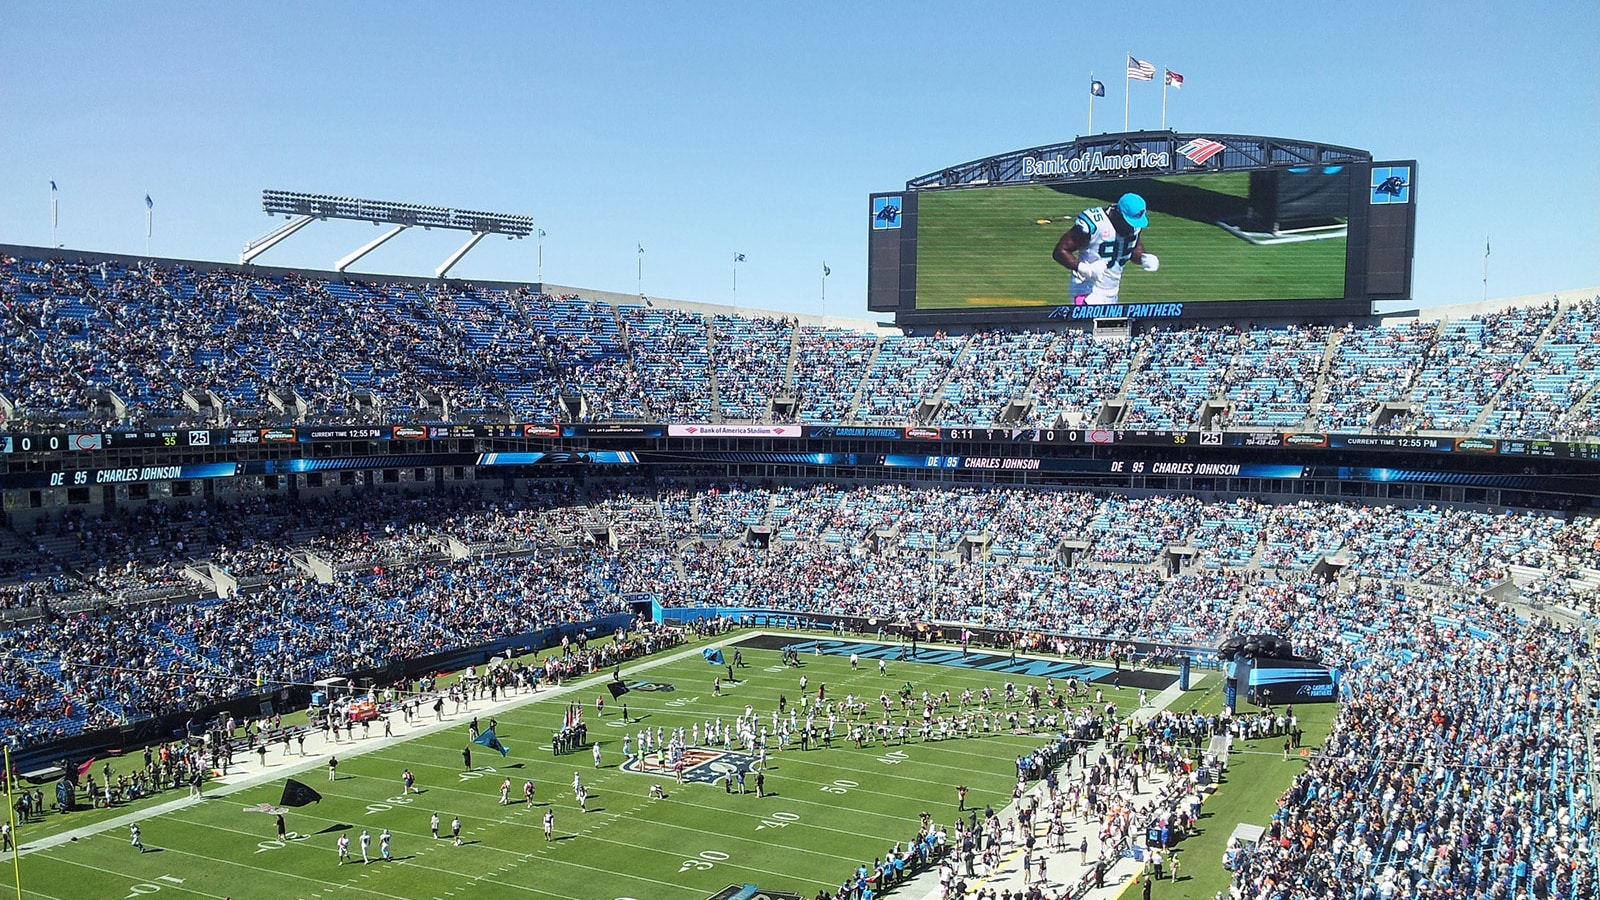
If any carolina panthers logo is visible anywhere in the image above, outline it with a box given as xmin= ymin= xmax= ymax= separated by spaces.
xmin=1373 ymin=175 xmax=1407 ymax=196
xmin=620 ymin=748 xmax=759 ymax=786
xmin=627 ymin=681 xmax=676 ymax=693
xmin=872 ymin=196 xmax=903 ymax=231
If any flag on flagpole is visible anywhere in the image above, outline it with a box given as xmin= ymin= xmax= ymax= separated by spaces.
xmin=144 ymin=194 xmax=153 ymax=210
xmin=1127 ymin=57 xmax=1156 ymax=81
xmin=1164 ymin=69 xmax=1184 ymax=88
xmin=734 ymin=253 xmax=745 ymax=263
xmin=1090 ymin=80 xmax=1106 ymax=97
xmin=538 ymin=228 xmax=546 ymax=238
xmin=472 ymin=728 xmax=511 ymax=757
xmin=823 ymin=264 xmax=831 ymax=277
xmin=279 ymin=778 xmax=323 ymax=807
xmin=50 ymin=181 xmax=57 ymax=193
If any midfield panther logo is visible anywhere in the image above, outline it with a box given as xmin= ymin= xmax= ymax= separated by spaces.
xmin=620 ymin=748 xmax=758 ymax=786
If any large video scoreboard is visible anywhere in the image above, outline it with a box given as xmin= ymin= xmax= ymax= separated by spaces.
xmin=868 ymin=132 xmax=1416 ymax=325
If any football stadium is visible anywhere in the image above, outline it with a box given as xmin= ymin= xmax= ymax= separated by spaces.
xmin=2 ymin=11 xmax=1599 ymax=900
xmin=0 ymin=230 xmax=1597 ymax=900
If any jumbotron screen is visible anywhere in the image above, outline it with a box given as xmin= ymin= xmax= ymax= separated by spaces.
xmin=867 ymin=134 xmax=1416 ymax=324
xmin=919 ymin=169 xmax=1349 ymax=307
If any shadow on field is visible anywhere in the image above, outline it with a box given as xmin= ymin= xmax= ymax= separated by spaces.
xmin=316 ymin=823 xmax=353 ymax=835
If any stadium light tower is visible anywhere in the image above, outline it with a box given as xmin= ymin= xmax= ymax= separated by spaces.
xmin=241 ymin=190 xmax=534 ymax=278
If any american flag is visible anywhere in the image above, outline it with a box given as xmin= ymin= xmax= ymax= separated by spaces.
xmin=1127 ymin=57 xmax=1156 ymax=81
xmin=1164 ymin=69 xmax=1184 ymax=89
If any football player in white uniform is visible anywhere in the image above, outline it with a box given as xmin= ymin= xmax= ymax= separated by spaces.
xmin=1051 ymin=192 xmax=1158 ymax=305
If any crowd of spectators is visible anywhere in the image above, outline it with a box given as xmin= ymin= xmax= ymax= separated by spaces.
xmin=1216 ymin=325 xmax=1331 ymax=429
xmin=1028 ymin=329 xmax=1134 ymax=428
xmin=620 ymin=306 xmax=713 ymax=422
xmin=1314 ymin=320 xmax=1436 ymax=432
xmin=1227 ymin=577 xmax=1594 ymax=900
xmin=792 ymin=327 xmax=880 ymax=423
xmin=1121 ymin=325 xmax=1242 ymax=429
xmin=937 ymin=330 xmax=1056 ymax=426
xmin=712 ymin=314 xmax=795 ymax=421
xmin=854 ymin=333 xmax=966 ymax=424
xmin=1479 ymin=298 xmax=1600 ymax=438
xmin=4 ymin=253 xmax=1597 ymax=437
xmin=1406 ymin=304 xmax=1557 ymax=433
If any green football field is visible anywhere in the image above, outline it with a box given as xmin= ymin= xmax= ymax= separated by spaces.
xmin=913 ymin=174 xmax=1347 ymax=308
xmin=0 ymin=634 xmax=1331 ymax=900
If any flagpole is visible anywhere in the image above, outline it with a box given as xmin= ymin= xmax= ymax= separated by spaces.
xmin=1088 ymin=71 xmax=1095 ymax=135
xmin=821 ymin=262 xmax=828 ymax=322
xmin=1483 ymin=235 xmax=1490 ymax=302
xmin=4 ymin=745 xmax=21 ymax=900
xmin=732 ymin=254 xmax=739 ymax=305
xmin=536 ymin=230 xmax=544 ymax=284
xmin=1124 ymin=55 xmax=1131 ymax=132
xmin=1162 ymin=68 xmax=1168 ymax=130
xmin=636 ymin=244 xmax=643 ymax=297
xmin=145 ymin=198 xmax=153 ymax=257
xmin=50 ymin=184 xmax=58 ymax=248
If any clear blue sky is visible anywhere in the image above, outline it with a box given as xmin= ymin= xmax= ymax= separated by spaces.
xmin=2 ymin=2 xmax=1595 ymax=318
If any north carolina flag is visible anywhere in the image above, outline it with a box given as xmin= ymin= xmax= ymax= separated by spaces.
xmin=1165 ymin=69 xmax=1184 ymax=88
xmin=1127 ymin=57 xmax=1156 ymax=81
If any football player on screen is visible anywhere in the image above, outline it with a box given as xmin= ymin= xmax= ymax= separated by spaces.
xmin=1051 ymin=192 xmax=1158 ymax=306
